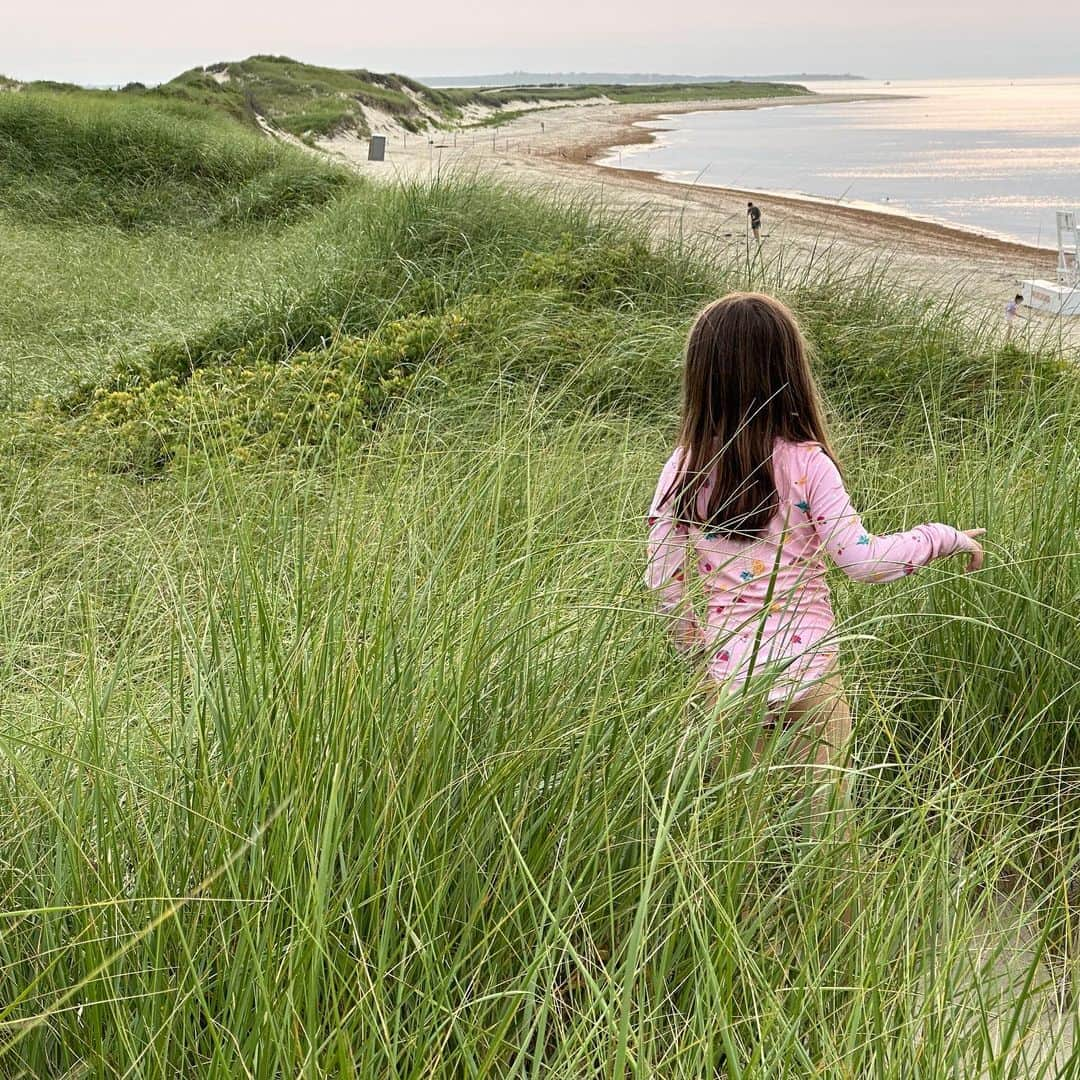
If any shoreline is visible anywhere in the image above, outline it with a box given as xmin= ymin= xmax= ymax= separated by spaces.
xmin=571 ymin=97 xmax=1057 ymax=262
xmin=561 ymin=92 xmax=892 ymax=162
xmin=326 ymin=91 xmax=1065 ymax=328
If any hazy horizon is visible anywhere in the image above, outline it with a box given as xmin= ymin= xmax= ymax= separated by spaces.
xmin=3 ymin=0 xmax=1079 ymax=87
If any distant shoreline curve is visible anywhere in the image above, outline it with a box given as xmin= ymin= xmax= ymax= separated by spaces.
xmin=568 ymin=94 xmax=1057 ymax=261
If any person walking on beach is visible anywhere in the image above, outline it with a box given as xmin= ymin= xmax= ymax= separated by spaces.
xmin=1005 ymin=293 xmax=1024 ymax=341
xmin=645 ymin=292 xmax=984 ymax=821
xmin=747 ymin=201 xmax=762 ymax=242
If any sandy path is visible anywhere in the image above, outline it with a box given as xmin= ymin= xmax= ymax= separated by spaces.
xmin=320 ymin=92 xmax=1076 ymax=347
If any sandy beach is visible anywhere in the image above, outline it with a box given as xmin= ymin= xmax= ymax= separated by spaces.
xmin=322 ymin=92 xmax=1076 ymax=346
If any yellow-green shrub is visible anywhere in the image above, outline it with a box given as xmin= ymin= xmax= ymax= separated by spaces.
xmin=32 ymin=311 xmax=470 ymax=474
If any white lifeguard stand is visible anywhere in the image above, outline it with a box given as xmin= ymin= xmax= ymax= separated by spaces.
xmin=1020 ymin=211 xmax=1080 ymax=316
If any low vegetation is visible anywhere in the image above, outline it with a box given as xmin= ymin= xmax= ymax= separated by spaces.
xmin=452 ymin=78 xmax=808 ymax=107
xmin=0 ymin=87 xmax=349 ymax=228
xmin=0 ymin=78 xmax=1077 ymax=1075
xmin=162 ymin=55 xmax=460 ymax=137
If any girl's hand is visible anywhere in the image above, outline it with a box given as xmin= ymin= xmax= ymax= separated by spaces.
xmin=960 ymin=528 xmax=986 ymax=573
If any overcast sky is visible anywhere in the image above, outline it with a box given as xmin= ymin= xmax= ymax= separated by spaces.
xmin=4 ymin=1 xmax=1079 ymax=85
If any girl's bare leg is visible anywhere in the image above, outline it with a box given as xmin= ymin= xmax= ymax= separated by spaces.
xmin=783 ymin=671 xmax=853 ymax=834
xmin=780 ymin=673 xmax=858 ymax=929
xmin=706 ymin=672 xmax=858 ymax=927
xmin=705 ymin=670 xmax=854 ymax=836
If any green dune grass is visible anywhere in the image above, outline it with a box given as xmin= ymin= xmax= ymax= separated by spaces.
xmin=0 ymin=83 xmax=1078 ymax=1075
xmin=453 ymin=78 xmax=809 ymax=107
xmin=0 ymin=88 xmax=349 ymax=228
xmin=160 ymin=55 xmax=809 ymax=138
xmin=163 ymin=56 xmax=455 ymax=138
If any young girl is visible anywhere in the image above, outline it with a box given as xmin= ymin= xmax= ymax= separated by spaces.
xmin=646 ymin=292 xmax=984 ymax=772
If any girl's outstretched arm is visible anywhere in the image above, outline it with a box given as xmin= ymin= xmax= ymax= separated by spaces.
xmin=801 ymin=446 xmax=982 ymax=582
xmin=645 ymin=450 xmax=703 ymax=652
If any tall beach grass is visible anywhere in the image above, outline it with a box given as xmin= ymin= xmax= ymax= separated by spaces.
xmin=0 ymin=135 xmax=1077 ymax=1073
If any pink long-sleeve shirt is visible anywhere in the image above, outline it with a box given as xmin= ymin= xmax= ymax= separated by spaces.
xmin=646 ymin=439 xmax=977 ymax=705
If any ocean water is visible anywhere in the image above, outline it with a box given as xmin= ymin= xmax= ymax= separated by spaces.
xmin=599 ymin=77 xmax=1080 ymax=249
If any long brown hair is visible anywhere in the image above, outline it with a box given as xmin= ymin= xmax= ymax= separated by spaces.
xmin=664 ymin=292 xmax=836 ymax=537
